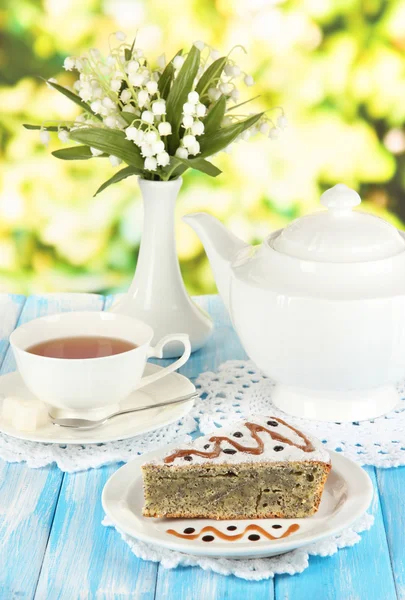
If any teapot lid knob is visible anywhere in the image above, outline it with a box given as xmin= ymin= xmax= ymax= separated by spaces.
xmin=320 ymin=184 xmax=361 ymax=215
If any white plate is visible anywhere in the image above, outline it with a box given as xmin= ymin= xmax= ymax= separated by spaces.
xmin=102 ymin=448 xmax=373 ymax=559
xmin=0 ymin=364 xmax=195 ymax=445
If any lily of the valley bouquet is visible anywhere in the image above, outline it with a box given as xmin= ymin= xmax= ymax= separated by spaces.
xmin=25 ymin=32 xmax=286 ymax=195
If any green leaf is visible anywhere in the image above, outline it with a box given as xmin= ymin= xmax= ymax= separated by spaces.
xmin=23 ymin=124 xmax=61 ymax=131
xmin=203 ymin=95 xmax=226 ymax=134
xmin=121 ymin=111 xmax=137 ymax=125
xmin=94 ymin=166 xmax=141 ymax=196
xmin=174 ymin=156 xmax=222 ymax=177
xmin=158 ymin=49 xmax=183 ymax=100
xmin=199 ymin=112 xmax=264 ymax=158
xmin=52 ymin=146 xmax=102 ymax=160
xmin=45 ymin=80 xmax=102 ymax=121
xmin=195 ymin=57 xmax=227 ymax=101
xmin=166 ymin=45 xmax=200 ymax=154
xmin=69 ymin=128 xmax=144 ymax=168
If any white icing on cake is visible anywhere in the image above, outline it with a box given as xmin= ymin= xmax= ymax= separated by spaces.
xmin=148 ymin=415 xmax=330 ymax=467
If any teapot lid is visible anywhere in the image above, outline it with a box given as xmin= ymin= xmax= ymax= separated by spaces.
xmin=271 ymin=184 xmax=405 ymax=263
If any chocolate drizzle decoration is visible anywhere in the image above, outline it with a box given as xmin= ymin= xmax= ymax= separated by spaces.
xmin=166 ymin=523 xmax=300 ymax=542
xmin=163 ymin=417 xmax=315 ymax=464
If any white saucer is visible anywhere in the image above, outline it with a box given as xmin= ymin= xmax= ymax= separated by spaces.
xmin=102 ymin=448 xmax=373 ymax=559
xmin=0 ymin=364 xmax=195 ymax=445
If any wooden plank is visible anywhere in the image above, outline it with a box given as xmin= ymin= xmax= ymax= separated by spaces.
xmin=0 ymin=294 xmax=26 ymax=370
xmin=35 ymin=465 xmax=158 ymax=600
xmin=377 ymin=466 xmax=405 ymax=599
xmin=34 ymin=295 xmax=158 ymax=600
xmin=154 ymin=566 xmax=274 ymax=600
xmin=0 ymin=294 xmax=104 ymax=600
xmin=274 ymin=467 xmax=397 ymax=600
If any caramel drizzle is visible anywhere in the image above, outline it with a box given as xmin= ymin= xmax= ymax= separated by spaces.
xmin=163 ymin=417 xmax=314 ymax=464
xmin=167 ymin=523 xmax=300 ymax=541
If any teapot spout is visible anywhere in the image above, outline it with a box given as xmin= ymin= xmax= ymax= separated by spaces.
xmin=183 ymin=213 xmax=248 ymax=311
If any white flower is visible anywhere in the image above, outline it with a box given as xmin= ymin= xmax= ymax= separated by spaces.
xmin=240 ymin=130 xmax=250 ymax=141
xmin=129 ymin=72 xmax=145 ymax=87
xmin=123 ymin=105 xmax=137 ymax=114
xmin=104 ymin=116 xmax=117 ymax=128
xmin=145 ymin=131 xmax=158 ymax=144
xmin=109 ymin=155 xmax=122 ymax=167
xmin=73 ymin=81 xmax=81 ymax=92
xmin=63 ymin=56 xmax=76 ymax=71
xmin=114 ymin=71 xmax=125 ymax=80
xmin=191 ymin=120 xmax=204 ymax=136
xmin=58 ymin=130 xmax=69 ymax=143
xmin=224 ymin=64 xmax=234 ymax=77
xmin=144 ymin=157 xmax=157 ymax=171
xmin=219 ymin=82 xmax=233 ymax=95
xmin=194 ymin=40 xmax=205 ymax=51
xmin=175 ymin=147 xmax=188 ymax=159
xmin=134 ymin=129 xmax=145 ymax=144
xmin=141 ymin=110 xmax=154 ymax=124
xmin=182 ymin=114 xmax=194 ymax=129
xmin=157 ymin=151 xmax=170 ymax=166
xmin=173 ymin=55 xmax=185 ymax=70
xmin=110 ymin=80 xmax=122 ymax=92
xmin=91 ymin=147 xmax=104 ymax=156
xmin=78 ymin=85 xmax=92 ymax=102
xmin=208 ymin=88 xmax=221 ymax=101
xmin=152 ymin=100 xmax=166 ymax=115
xmin=231 ymin=89 xmax=240 ymax=102
xmin=106 ymin=55 xmax=116 ymax=67
xmin=138 ymin=90 xmax=149 ymax=107
xmin=134 ymin=48 xmax=144 ymax=59
xmin=141 ymin=143 xmax=155 ymax=157
xmin=92 ymin=87 xmax=103 ymax=99
xmin=277 ymin=115 xmax=288 ymax=129
xmin=182 ymin=134 xmax=196 ymax=149
xmin=75 ymin=58 xmax=84 ymax=72
xmin=269 ymin=127 xmax=280 ymax=139
xmin=232 ymin=65 xmax=241 ymax=77
xmin=120 ymin=89 xmax=132 ymax=103
xmin=188 ymin=141 xmax=200 ymax=156
xmin=182 ymin=102 xmax=195 ymax=115
xmin=102 ymin=97 xmax=116 ymax=110
xmin=146 ymin=80 xmax=158 ymax=94
xmin=125 ymin=126 xmax=139 ymax=141
xmin=158 ymin=121 xmax=172 ymax=136
xmin=39 ymin=129 xmax=50 ymax=145
xmin=152 ymin=140 xmax=165 ymax=154
xmin=210 ymin=49 xmax=220 ymax=60
xmin=115 ymin=31 xmax=126 ymax=41
xmin=244 ymin=74 xmax=254 ymax=86
xmin=157 ymin=53 xmax=166 ymax=69
xmin=259 ymin=122 xmax=270 ymax=135
xmin=90 ymin=100 xmax=102 ymax=113
xmin=188 ymin=91 xmax=199 ymax=104
xmin=196 ymin=103 xmax=207 ymax=117
xmin=127 ymin=60 xmax=140 ymax=74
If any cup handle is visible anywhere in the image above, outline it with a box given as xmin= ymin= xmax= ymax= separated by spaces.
xmin=136 ymin=334 xmax=191 ymax=390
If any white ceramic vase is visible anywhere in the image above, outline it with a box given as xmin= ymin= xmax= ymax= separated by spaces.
xmin=110 ymin=177 xmax=213 ymax=358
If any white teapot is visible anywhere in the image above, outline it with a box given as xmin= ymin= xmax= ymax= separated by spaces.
xmin=184 ymin=184 xmax=405 ymax=421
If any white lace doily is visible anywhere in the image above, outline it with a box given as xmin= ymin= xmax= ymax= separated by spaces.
xmin=102 ymin=512 xmax=374 ymax=581
xmin=191 ymin=361 xmax=405 ymax=468
xmin=0 ymin=414 xmax=196 ymax=472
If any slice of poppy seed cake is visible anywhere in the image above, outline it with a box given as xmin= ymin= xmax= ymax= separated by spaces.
xmin=141 ymin=416 xmax=331 ymax=520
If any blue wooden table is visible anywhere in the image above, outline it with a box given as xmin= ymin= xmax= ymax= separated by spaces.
xmin=0 ymin=293 xmax=403 ymax=600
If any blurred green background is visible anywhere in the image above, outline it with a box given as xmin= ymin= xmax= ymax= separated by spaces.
xmin=1 ymin=0 xmax=405 ymax=295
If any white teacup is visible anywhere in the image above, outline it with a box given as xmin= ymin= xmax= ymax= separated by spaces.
xmin=9 ymin=311 xmax=191 ymax=415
